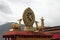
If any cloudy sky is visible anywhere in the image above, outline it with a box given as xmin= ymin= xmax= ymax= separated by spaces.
xmin=0 ymin=0 xmax=60 ymax=27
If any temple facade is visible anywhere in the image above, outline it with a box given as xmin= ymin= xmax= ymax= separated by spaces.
xmin=3 ymin=7 xmax=60 ymax=40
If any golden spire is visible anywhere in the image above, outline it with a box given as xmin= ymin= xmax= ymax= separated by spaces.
xmin=42 ymin=16 xmax=43 ymax=19
xmin=40 ymin=16 xmax=44 ymax=31
xmin=41 ymin=16 xmax=44 ymax=27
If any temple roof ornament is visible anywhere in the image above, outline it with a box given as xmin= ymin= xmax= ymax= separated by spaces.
xmin=23 ymin=7 xmax=35 ymax=31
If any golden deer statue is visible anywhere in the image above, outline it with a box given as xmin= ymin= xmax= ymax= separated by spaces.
xmin=12 ymin=19 xmax=22 ymax=30
xmin=35 ymin=21 xmax=39 ymax=31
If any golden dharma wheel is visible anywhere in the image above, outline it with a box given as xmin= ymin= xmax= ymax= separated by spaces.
xmin=23 ymin=7 xmax=35 ymax=26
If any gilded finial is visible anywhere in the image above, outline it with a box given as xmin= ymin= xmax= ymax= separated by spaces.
xmin=41 ymin=16 xmax=43 ymax=19
xmin=40 ymin=16 xmax=44 ymax=31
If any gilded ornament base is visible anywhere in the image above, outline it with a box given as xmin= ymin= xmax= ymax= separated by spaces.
xmin=24 ymin=26 xmax=34 ymax=31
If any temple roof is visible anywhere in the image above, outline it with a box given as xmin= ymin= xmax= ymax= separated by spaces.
xmin=51 ymin=34 xmax=60 ymax=40
xmin=3 ymin=30 xmax=52 ymax=38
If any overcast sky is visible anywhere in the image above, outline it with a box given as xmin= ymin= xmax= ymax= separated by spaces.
xmin=0 ymin=0 xmax=60 ymax=27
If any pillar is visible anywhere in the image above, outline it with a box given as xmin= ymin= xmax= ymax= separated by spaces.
xmin=8 ymin=38 xmax=9 ymax=40
xmin=5 ymin=38 xmax=7 ymax=40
